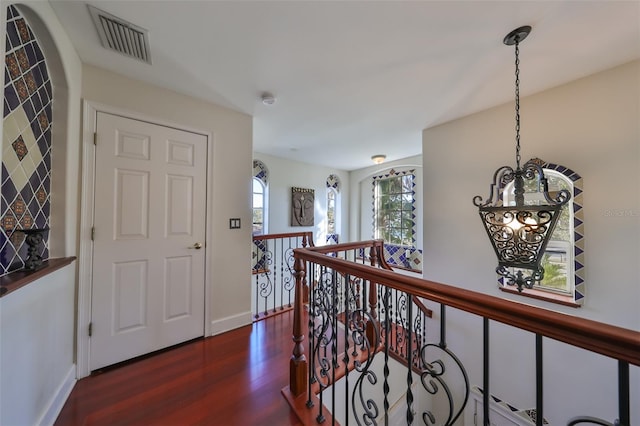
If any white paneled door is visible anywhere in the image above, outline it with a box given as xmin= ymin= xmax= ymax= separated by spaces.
xmin=90 ymin=112 xmax=207 ymax=371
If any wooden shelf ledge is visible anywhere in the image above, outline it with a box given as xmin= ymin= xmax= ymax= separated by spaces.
xmin=0 ymin=257 xmax=77 ymax=298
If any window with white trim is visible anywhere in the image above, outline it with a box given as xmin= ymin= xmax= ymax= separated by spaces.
xmin=252 ymin=178 xmax=265 ymax=235
xmin=325 ymin=174 xmax=341 ymax=244
xmin=327 ymin=188 xmax=336 ymax=235
xmin=373 ymin=170 xmax=415 ymax=247
xmin=252 ymin=160 xmax=269 ymax=235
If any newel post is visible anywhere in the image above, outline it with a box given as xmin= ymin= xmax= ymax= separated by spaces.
xmin=290 ymin=255 xmax=308 ymax=397
xmin=366 ymin=245 xmax=379 ymax=346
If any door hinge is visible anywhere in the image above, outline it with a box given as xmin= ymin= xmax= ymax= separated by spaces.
xmin=91 ymin=227 xmax=95 ymax=241
xmin=93 ymin=132 xmax=97 ymax=145
xmin=88 ymin=322 xmax=93 ymax=337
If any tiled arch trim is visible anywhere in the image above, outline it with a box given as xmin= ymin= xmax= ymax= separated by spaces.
xmin=1 ymin=5 xmax=52 ymax=275
xmin=326 ymin=174 xmax=340 ymax=191
xmin=253 ymin=159 xmax=268 ymax=185
xmin=543 ymin=159 xmax=585 ymax=304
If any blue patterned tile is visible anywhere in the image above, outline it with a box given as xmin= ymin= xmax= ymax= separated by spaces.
xmin=38 ymin=86 xmax=48 ymax=104
xmin=34 ymin=211 xmax=46 ymax=229
xmin=6 ymin=21 xmax=19 ymax=49
xmin=42 ymin=199 xmax=50 ymax=218
xmin=5 ymin=82 xmax=19 ymax=111
xmin=24 ymin=42 xmax=36 ymax=66
xmin=22 ymin=95 xmax=34 ymax=119
xmin=31 ymin=92 xmax=42 ymax=113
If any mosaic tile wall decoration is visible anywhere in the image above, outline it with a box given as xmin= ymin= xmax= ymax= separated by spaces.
xmin=251 ymin=239 xmax=268 ymax=272
xmin=383 ymin=244 xmax=422 ymax=271
xmin=498 ymin=158 xmax=584 ymax=304
xmin=543 ymin=159 xmax=585 ymax=304
xmin=1 ymin=5 xmax=52 ymax=275
xmin=326 ymin=233 xmax=339 ymax=244
xmin=326 ymin=174 xmax=340 ymax=191
xmin=474 ymin=387 xmax=549 ymax=425
xmin=253 ymin=159 xmax=268 ymax=185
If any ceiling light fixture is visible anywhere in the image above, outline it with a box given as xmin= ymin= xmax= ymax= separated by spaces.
xmin=261 ymin=92 xmax=276 ymax=105
xmin=371 ymin=155 xmax=386 ymax=164
xmin=472 ymin=26 xmax=571 ymax=292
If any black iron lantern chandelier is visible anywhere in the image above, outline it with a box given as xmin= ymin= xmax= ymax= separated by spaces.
xmin=473 ymin=26 xmax=571 ymax=292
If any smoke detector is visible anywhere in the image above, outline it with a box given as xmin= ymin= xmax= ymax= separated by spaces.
xmin=261 ymin=92 xmax=276 ymax=105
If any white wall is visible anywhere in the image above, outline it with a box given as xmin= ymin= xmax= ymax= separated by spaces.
xmin=349 ymin=154 xmax=423 ymax=249
xmin=253 ymin=152 xmax=349 ymax=245
xmin=0 ymin=266 xmax=77 ymax=426
xmin=422 ymin=60 xmax=639 ymax=424
xmin=82 ymin=65 xmax=254 ymax=333
xmin=0 ymin=2 xmax=81 ymax=425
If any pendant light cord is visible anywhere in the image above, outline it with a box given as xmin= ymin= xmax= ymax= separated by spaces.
xmin=514 ymin=37 xmax=522 ymax=170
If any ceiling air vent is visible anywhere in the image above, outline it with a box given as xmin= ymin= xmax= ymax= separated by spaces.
xmin=88 ymin=5 xmax=152 ymax=64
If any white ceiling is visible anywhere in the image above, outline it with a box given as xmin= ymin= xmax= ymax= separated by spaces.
xmin=49 ymin=0 xmax=640 ymax=171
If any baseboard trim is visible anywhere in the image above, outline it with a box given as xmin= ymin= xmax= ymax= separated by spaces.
xmin=37 ymin=364 xmax=76 ymax=426
xmin=210 ymin=311 xmax=252 ymax=336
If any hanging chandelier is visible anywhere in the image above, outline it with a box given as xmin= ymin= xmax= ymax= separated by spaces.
xmin=473 ymin=26 xmax=571 ymax=292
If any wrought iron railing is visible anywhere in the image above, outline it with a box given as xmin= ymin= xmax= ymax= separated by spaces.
xmin=251 ymin=231 xmax=314 ymax=321
xmin=285 ymin=240 xmax=640 ymax=426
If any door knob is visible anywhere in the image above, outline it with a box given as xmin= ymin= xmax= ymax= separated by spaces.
xmin=189 ymin=242 xmax=203 ymax=250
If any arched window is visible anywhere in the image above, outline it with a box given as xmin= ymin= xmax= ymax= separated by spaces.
xmin=501 ymin=159 xmax=584 ymax=305
xmin=1 ymin=5 xmax=52 ymax=275
xmin=252 ymin=160 xmax=268 ymax=235
xmin=327 ymin=189 xmax=336 ymax=235
xmin=252 ymin=178 xmax=265 ymax=235
xmin=325 ymin=174 xmax=340 ymax=244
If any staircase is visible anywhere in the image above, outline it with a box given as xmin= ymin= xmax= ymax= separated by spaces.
xmin=283 ymin=239 xmax=640 ymax=426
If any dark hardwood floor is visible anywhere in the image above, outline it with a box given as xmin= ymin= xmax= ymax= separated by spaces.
xmin=55 ymin=310 xmax=302 ymax=426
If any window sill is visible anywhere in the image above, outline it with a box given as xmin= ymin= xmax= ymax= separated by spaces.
xmin=499 ymin=285 xmax=581 ymax=308
xmin=390 ymin=264 xmax=422 ymax=274
xmin=0 ymin=257 xmax=77 ymax=298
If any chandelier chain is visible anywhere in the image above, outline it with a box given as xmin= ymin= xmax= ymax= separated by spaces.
xmin=514 ymin=38 xmax=521 ymax=170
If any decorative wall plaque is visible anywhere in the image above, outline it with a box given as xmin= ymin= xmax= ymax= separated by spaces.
xmin=291 ymin=187 xmax=314 ymax=226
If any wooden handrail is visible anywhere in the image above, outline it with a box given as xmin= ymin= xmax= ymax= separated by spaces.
xmin=253 ymin=231 xmax=315 ymax=246
xmin=293 ymin=247 xmax=640 ymax=367
xmin=306 ymin=238 xmax=379 ymax=253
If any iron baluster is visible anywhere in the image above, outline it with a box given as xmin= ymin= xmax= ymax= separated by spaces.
xmin=440 ymin=305 xmax=447 ymax=349
xmin=283 ymin=238 xmax=295 ymax=309
xmin=306 ymin=260 xmax=316 ymax=408
xmin=383 ymin=286 xmax=391 ymax=426
xmin=536 ymin=334 xmax=543 ymax=426
xmin=406 ymin=295 xmax=414 ymax=425
xmin=343 ymin=273 xmax=351 ymax=426
xmin=331 ymin=268 xmax=338 ymax=426
xmin=254 ymin=240 xmax=259 ymax=319
xmin=483 ymin=318 xmax=490 ymax=426
xmin=619 ymin=360 xmax=629 ymax=426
